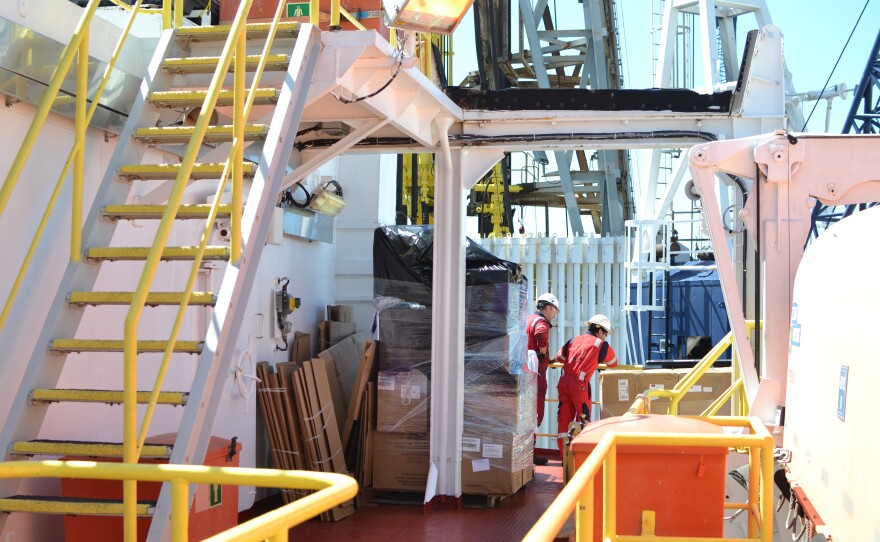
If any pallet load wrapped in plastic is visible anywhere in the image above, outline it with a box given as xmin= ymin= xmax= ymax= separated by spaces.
xmin=371 ymin=226 xmax=534 ymax=495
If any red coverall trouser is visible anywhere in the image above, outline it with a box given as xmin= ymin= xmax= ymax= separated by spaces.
xmin=557 ymin=384 xmax=590 ymax=451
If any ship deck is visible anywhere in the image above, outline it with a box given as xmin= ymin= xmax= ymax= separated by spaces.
xmin=242 ymin=454 xmax=566 ymax=541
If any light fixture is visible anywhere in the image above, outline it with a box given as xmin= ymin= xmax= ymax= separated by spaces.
xmin=308 ymin=179 xmax=345 ymax=217
xmin=385 ymin=0 xmax=475 ymax=35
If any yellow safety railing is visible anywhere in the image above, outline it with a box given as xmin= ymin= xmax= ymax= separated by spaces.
xmin=645 ymin=320 xmax=757 ymax=415
xmin=525 ymin=416 xmax=774 ymax=542
xmin=135 ymin=0 xmax=296 ymax=456
xmin=0 ymin=0 xmax=151 ymax=334
xmin=0 ymin=460 xmax=357 ymax=542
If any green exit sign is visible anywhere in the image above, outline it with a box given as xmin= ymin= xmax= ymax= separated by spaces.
xmin=286 ymin=2 xmax=310 ymax=17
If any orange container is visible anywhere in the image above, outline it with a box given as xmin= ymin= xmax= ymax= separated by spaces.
xmin=570 ymin=415 xmax=727 ymax=541
xmin=62 ymin=434 xmax=242 ymax=542
xmin=219 ymin=0 xmax=390 ymax=41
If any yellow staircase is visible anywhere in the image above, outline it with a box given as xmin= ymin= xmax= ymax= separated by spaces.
xmin=0 ymin=10 xmax=321 ymax=540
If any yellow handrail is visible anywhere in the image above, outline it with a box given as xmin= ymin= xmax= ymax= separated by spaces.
xmin=645 ymin=320 xmax=757 ymax=415
xmin=162 ymin=0 xmax=186 ymax=30
xmin=339 ymin=6 xmax=367 ymax=30
xmin=0 ymin=460 xmax=358 ymax=542
xmin=524 ymin=416 xmax=774 ymax=542
xmin=0 ymin=0 xmax=100 ymax=218
xmin=0 ymin=0 xmax=144 ymax=334
xmin=122 ymin=2 xmax=258 ymax=536
xmin=135 ymin=0 xmax=295 ymax=453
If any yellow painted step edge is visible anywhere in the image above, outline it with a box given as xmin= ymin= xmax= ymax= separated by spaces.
xmin=11 ymin=440 xmax=170 ymax=458
xmin=102 ymin=204 xmax=232 ymax=219
xmin=68 ymin=292 xmax=217 ymax=306
xmin=50 ymin=339 xmax=202 ymax=353
xmin=148 ymin=89 xmax=279 ymax=107
xmin=31 ymin=389 xmax=189 ymax=405
xmin=0 ymin=497 xmax=153 ymax=516
xmin=86 ymin=246 xmax=230 ymax=261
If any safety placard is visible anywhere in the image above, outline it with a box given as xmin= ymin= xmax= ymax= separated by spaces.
xmin=286 ymin=2 xmax=310 ymax=17
xmin=377 ymin=374 xmax=395 ymax=391
xmin=461 ymin=437 xmax=480 ymax=453
xmin=482 ymin=443 xmax=503 ymax=459
xmin=838 ymin=365 xmax=848 ymax=421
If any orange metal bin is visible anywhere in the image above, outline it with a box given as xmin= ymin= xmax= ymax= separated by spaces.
xmin=570 ymin=415 xmax=727 ymax=541
xmin=62 ymin=434 xmax=242 ymax=542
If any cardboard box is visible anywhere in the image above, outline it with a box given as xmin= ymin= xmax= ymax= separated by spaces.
xmin=464 ymin=368 xmax=536 ymax=435
xmin=460 ymin=430 xmax=532 ymax=495
xmin=319 ymin=320 xmax=356 ymax=351
xmin=371 ymin=431 xmax=430 ymax=491
xmin=376 ymin=369 xmax=429 ymax=433
xmin=599 ymin=370 xmax=641 ymax=417
xmin=641 ymin=369 xmax=678 ymax=414
xmin=327 ymin=304 xmax=353 ymax=323
xmin=600 ymin=368 xmax=734 ymax=417
xmin=673 ymin=368 xmax=733 ymax=415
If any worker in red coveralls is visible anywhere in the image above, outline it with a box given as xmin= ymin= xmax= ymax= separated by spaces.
xmin=555 ymin=314 xmax=617 ymax=451
xmin=526 ymin=293 xmax=559 ymax=465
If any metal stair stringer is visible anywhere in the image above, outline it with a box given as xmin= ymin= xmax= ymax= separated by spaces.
xmin=146 ymin=24 xmax=323 ymax=542
xmin=0 ymin=27 xmax=179 ymax=522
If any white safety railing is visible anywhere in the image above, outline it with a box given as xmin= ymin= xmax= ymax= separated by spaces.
xmin=478 ymin=235 xmax=628 ymax=451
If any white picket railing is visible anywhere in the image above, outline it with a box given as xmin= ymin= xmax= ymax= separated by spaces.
xmin=477 ymin=235 xmax=631 ymax=450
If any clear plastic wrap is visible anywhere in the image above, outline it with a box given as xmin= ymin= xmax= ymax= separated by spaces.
xmin=372 ymin=226 xmax=535 ymax=495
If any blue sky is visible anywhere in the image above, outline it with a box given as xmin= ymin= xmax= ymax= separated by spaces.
xmin=451 ymin=1 xmax=880 ymax=235
xmin=451 ymin=0 xmax=880 ymax=133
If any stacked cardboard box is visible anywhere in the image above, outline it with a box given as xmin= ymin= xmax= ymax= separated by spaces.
xmin=600 ymin=367 xmax=733 ymax=417
xmin=371 ymin=226 xmax=533 ymax=496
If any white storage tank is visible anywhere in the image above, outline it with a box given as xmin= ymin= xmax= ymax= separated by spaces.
xmin=784 ymin=205 xmax=880 ymax=541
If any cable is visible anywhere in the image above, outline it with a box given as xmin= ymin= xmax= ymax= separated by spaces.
xmin=333 ymin=33 xmax=407 ymax=104
xmin=801 ymin=0 xmax=870 ymax=131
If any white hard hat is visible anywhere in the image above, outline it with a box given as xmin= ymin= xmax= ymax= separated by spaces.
xmin=585 ymin=314 xmax=612 ymax=334
xmin=537 ymin=293 xmax=559 ymax=310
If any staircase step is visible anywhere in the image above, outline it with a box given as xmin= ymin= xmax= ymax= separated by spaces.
xmin=133 ymin=124 xmax=269 ymax=144
xmin=10 ymin=439 xmax=172 ymax=459
xmin=0 ymin=496 xmax=155 ymax=516
xmin=87 ymin=246 xmax=230 ymax=261
xmin=103 ymin=203 xmax=231 ymax=220
xmin=31 ymin=389 xmax=189 ymax=406
xmin=175 ymin=21 xmax=300 ymax=42
xmin=118 ymin=162 xmax=256 ymax=180
xmin=148 ymin=88 xmax=280 ymax=108
xmin=68 ymin=291 xmax=217 ymax=307
xmin=162 ymin=54 xmax=289 ymax=74
xmin=50 ymin=339 xmax=203 ymax=353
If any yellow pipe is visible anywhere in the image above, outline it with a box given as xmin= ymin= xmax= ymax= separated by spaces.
xmin=748 ymin=433 xmax=760 ymax=538
xmin=577 ymin=477 xmax=593 ymax=542
xmin=523 ymin=434 xmax=614 ymax=542
xmin=310 ymin=0 xmax=319 ymax=25
xmin=136 ymin=0 xmax=289 ymax=450
xmin=0 ymin=0 xmax=100 ymax=218
xmin=0 ymin=460 xmax=357 ymax=542
xmin=330 ymin=0 xmax=341 ymax=27
xmin=700 ymin=377 xmax=743 ymax=416
xmin=170 ymin=478 xmax=188 ymax=541
xmin=760 ymin=432 xmax=774 ymax=542
xmin=232 ymin=31 xmax=245 ymax=263
xmin=72 ymin=35 xmax=88 ymax=262
xmin=0 ymin=0 xmax=143 ymax=335
xmin=603 ymin=441 xmax=617 ymax=541
xmin=123 ymin=1 xmax=256 ymax=536
xmin=173 ymin=0 xmax=183 ymax=29
xmin=339 ymin=7 xmax=367 ymax=30
xmin=163 ymin=0 xmax=170 ymax=29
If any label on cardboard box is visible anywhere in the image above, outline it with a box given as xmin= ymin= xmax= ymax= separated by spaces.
xmin=617 ymin=379 xmax=630 ymax=401
xmin=648 ymin=383 xmax=665 ymax=390
xmin=471 ymin=458 xmax=490 ymax=472
xmin=703 ymin=386 xmax=713 ymax=393
xmin=378 ymin=375 xmax=395 ymax=391
xmin=483 ymin=443 xmax=504 ymax=459
xmin=401 ymin=384 xmax=420 ymax=400
xmin=689 ymin=385 xmax=703 ymax=393
xmin=462 ymin=437 xmax=480 ymax=453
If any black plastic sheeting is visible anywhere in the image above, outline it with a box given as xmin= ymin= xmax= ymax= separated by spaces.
xmin=373 ymin=225 xmax=525 ymax=304
xmin=444 ymin=87 xmax=734 ymax=113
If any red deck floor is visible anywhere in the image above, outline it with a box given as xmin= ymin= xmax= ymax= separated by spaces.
xmin=242 ymin=455 xmax=568 ymax=541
